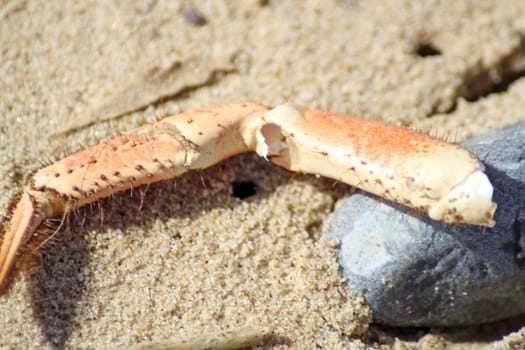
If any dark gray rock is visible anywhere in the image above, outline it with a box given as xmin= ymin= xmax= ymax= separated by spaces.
xmin=325 ymin=122 xmax=525 ymax=327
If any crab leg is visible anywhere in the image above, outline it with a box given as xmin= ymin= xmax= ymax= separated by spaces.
xmin=0 ymin=102 xmax=268 ymax=291
xmin=0 ymin=102 xmax=496 ymax=292
xmin=241 ymin=104 xmax=496 ymax=227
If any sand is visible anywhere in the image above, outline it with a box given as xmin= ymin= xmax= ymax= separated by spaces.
xmin=0 ymin=0 xmax=524 ymax=348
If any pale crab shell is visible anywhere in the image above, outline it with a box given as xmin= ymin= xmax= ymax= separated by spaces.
xmin=0 ymin=102 xmax=496 ymax=292
xmin=242 ymin=103 xmax=495 ymax=226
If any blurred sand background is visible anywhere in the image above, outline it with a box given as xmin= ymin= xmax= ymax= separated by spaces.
xmin=1 ymin=0 xmax=525 ymax=348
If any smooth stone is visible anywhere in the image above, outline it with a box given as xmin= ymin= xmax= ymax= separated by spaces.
xmin=325 ymin=122 xmax=525 ymax=327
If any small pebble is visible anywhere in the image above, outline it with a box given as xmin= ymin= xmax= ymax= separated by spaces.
xmin=326 ymin=122 xmax=525 ymax=327
xmin=183 ymin=3 xmax=207 ymax=26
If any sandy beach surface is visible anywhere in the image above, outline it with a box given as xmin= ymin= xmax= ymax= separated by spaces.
xmin=1 ymin=1 xmax=525 ymax=348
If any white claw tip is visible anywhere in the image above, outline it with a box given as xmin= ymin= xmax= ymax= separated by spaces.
xmin=430 ymin=170 xmax=497 ymax=227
